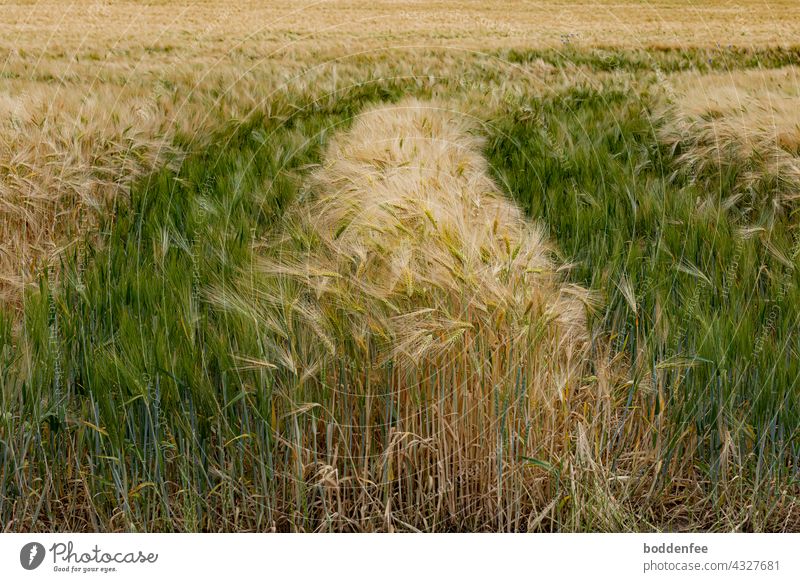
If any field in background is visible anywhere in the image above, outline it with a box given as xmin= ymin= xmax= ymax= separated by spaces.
xmin=2 ymin=0 xmax=800 ymax=301
xmin=1 ymin=1 xmax=799 ymax=531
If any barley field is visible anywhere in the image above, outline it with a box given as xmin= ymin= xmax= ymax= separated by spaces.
xmin=0 ymin=0 xmax=799 ymax=532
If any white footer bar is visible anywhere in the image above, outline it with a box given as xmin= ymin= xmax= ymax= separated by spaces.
xmin=1 ymin=533 xmax=798 ymax=581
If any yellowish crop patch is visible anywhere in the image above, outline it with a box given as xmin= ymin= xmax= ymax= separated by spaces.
xmin=213 ymin=99 xmax=641 ymax=530
xmin=658 ymin=66 xmax=800 ymax=214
